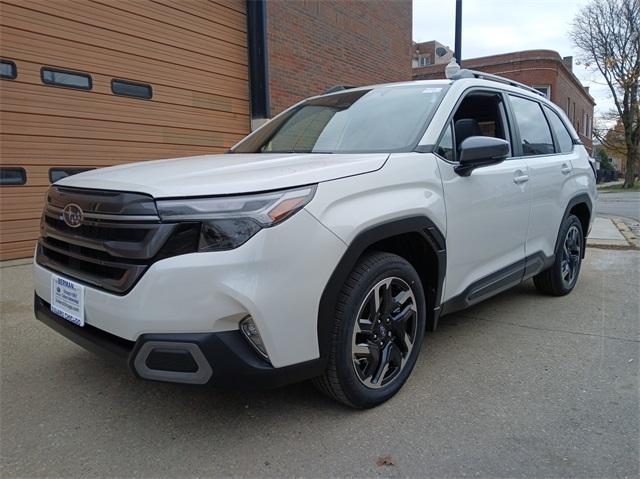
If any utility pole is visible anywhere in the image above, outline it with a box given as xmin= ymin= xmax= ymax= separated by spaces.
xmin=454 ymin=0 xmax=462 ymax=66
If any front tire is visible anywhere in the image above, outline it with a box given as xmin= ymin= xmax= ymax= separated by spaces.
xmin=313 ymin=252 xmax=426 ymax=408
xmin=534 ymin=214 xmax=584 ymax=296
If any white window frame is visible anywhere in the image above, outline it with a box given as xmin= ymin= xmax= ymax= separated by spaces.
xmin=532 ymin=85 xmax=551 ymax=99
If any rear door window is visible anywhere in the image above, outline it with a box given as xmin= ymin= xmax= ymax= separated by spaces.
xmin=509 ymin=95 xmax=554 ymax=156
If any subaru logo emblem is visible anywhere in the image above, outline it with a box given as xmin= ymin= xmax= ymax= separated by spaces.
xmin=62 ymin=203 xmax=83 ymax=228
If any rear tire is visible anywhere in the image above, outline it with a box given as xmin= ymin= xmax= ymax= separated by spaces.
xmin=313 ymin=252 xmax=426 ymax=408
xmin=534 ymin=214 xmax=584 ymax=296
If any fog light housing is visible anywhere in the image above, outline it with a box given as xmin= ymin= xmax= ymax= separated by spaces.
xmin=240 ymin=316 xmax=269 ymax=361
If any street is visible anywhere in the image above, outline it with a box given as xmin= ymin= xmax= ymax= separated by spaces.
xmin=597 ymin=191 xmax=640 ymax=222
xmin=1 ymin=248 xmax=639 ymax=478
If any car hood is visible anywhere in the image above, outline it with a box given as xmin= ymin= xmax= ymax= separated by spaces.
xmin=57 ymin=152 xmax=389 ymax=198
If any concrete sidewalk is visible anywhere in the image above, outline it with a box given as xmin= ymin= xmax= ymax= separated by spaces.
xmin=588 ymin=216 xmax=631 ymax=248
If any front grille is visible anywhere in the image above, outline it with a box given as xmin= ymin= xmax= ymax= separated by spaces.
xmin=44 ymin=215 xmax=149 ymax=242
xmin=36 ymin=186 xmax=200 ymax=294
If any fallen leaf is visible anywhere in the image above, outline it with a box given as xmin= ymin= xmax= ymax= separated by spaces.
xmin=376 ymin=455 xmax=395 ymax=467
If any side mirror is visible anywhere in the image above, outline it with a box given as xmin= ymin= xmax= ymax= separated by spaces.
xmin=454 ymin=136 xmax=510 ymax=176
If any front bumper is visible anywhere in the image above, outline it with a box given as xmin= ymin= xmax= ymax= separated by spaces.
xmin=33 ymin=209 xmax=346 ymax=368
xmin=34 ymin=294 xmax=324 ymax=388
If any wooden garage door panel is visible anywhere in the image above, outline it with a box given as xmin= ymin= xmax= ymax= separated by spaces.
xmin=1 ymin=135 xmax=220 ymax=166
xmin=0 ymin=218 xmax=41 ymax=243
xmin=0 ymin=189 xmax=48 ymax=224
xmin=0 ymin=241 xmax=37 ymax=261
xmin=12 ymin=61 xmax=250 ymax=115
xmin=1 ymin=27 xmax=248 ymax=99
xmin=1 ymin=82 xmax=249 ymax=135
xmin=0 ymin=186 xmax=49 ymax=202
xmin=158 ymin=0 xmax=247 ymax=28
xmin=210 ymin=0 xmax=247 ymax=15
xmin=1 ymin=8 xmax=247 ymax=75
xmin=0 ymin=206 xmax=44 ymax=223
xmin=3 ymin=1 xmax=247 ymax=59
xmin=2 ymin=112 xmax=244 ymax=147
xmin=89 ymin=0 xmax=246 ymax=44
xmin=97 ymin=0 xmax=246 ymax=34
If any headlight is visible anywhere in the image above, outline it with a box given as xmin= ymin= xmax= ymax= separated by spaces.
xmin=156 ymin=185 xmax=316 ymax=252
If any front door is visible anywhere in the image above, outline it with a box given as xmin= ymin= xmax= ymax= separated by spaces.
xmin=435 ymin=90 xmax=531 ymax=307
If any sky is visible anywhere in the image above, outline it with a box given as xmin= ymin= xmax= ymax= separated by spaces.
xmin=413 ymin=0 xmax=614 ymax=118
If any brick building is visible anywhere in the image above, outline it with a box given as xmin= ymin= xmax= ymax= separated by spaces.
xmin=413 ymin=49 xmax=595 ymax=152
xmin=0 ymin=0 xmax=412 ymax=260
xmin=411 ymin=40 xmax=454 ymax=68
xmin=267 ymin=0 xmax=412 ymax=116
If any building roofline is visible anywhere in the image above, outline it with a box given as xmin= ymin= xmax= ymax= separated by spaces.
xmin=413 ymin=48 xmax=596 ymax=105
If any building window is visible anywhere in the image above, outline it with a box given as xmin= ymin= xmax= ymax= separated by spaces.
xmin=0 ymin=167 xmax=27 ymax=186
xmin=566 ymin=97 xmax=571 ymax=115
xmin=111 ymin=79 xmax=152 ymax=99
xmin=533 ymin=85 xmax=550 ymax=98
xmin=419 ymin=57 xmax=431 ymax=67
xmin=49 ymin=167 xmax=95 ymax=183
xmin=41 ymin=67 xmax=92 ymax=90
xmin=582 ymin=112 xmax=590 ymax=137
xmin=0 ymin=60 xmax=17 ymax=80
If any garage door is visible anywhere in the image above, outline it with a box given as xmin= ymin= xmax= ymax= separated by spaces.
xmin=0 ymin=0 xmax=250 ymax=260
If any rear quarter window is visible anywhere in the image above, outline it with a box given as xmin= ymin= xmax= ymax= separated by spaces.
xmin=544 ymin=105 xmax=574 ymax=153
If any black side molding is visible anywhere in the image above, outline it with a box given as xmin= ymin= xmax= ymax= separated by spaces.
xmin=440 ymin=251 xmax=555 ymax=316
xmin=317 ymin=216 xmax=446 ymax=362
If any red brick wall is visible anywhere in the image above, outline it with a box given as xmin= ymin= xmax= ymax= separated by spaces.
xmin=266 ymin=0 xmax=412 ymax=115
xmin=413 ymin=50 xmax=595 ymax=152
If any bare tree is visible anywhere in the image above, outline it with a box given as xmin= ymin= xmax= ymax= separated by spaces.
xmin=572 ymin=0 xmax=639 ymax=188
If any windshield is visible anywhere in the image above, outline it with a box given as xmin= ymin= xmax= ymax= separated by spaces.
xmin=231 ymin=85 xmax=447 ymax=154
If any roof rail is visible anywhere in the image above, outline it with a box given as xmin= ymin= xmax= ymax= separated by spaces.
xmin=450 ymin=69 xmax=546 ymax=98
xmin=324 ymin=85 xmax=356 ymax=94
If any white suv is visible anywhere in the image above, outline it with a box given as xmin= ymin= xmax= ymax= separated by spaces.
xmin=34 ymin=71 xmax=596 ymax=408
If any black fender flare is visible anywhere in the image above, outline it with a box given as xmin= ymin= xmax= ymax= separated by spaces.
xmin=556 ymin=193 xmax=593 ymax=258
xmin=316 ymin=216 xmax=446 ymax=363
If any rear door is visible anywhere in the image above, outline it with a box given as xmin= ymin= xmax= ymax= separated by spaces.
xmin=507 ymin=95 xmax=577 ymax=263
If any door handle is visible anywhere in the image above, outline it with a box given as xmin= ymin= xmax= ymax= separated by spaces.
xmin=513 ymin=171 xmax=529 ymax=184
xmin=561 ymin=163 xmax=572 ymax=175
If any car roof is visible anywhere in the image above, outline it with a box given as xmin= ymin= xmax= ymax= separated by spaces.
xmin=319 ymin=70 xmax=548 ymax=103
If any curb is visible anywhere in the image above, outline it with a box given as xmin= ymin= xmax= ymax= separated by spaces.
xmin=587 ymin=217 xmax=638 ymax=251
xmin=0 ymin=257 xmax=33 ymax=269
xmin=611 ymin=218 xmax=639 ymax=249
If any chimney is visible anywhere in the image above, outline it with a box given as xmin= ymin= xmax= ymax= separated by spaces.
xmin=563 ymin=56 xmax=573 ymax=71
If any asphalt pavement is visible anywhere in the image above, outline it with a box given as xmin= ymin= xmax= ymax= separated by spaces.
xmin=597 ymin=191 xmax=640 ymax=222
xmin=1 ymin=248 xmax=639 ymax=478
